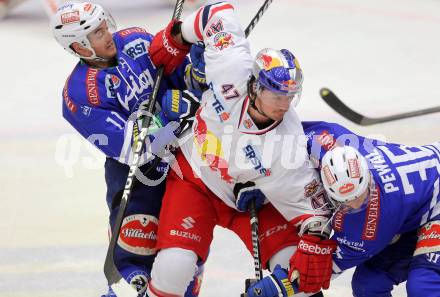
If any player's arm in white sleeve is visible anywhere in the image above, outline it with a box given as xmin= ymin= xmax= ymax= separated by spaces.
xmin=181 ymin=2 xmax=253 ymax=90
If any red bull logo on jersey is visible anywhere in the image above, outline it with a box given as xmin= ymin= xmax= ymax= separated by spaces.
xmin=194 ymin=109 xmax=234 ymax=183
xmin=213 ymin=32 xmax=234 ymax=51
xmin=118 ymin=214 xmax=158 ymax=256
xmin=86 ymin=68 xmax=100 ymax=106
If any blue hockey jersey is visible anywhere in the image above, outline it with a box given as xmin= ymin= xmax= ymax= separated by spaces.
xmin=302 ymin=121 xmax=440 ymax=273
xmin=62 ymin=27 xmax=188 ymax=164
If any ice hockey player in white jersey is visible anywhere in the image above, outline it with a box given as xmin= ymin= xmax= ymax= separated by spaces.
xmin=144 ymin=2 xmax=337 ymax=296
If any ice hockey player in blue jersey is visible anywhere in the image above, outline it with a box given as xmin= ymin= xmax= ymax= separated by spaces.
xmin=50 ymin=2 xmax=204 ymax=296
xmin=302 ymin=121 xmax=440 ymax=297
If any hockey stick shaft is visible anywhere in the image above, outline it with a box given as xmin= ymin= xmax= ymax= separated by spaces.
xmin=245 ymin=0 xmax=273 ymax=37
xmin=249 ymin=199 xmax=263 ymax=280
xmin=320 ymin=87 xmax=440 ymax=126
xmin=103 ymin=1 xmax=185 ymax=296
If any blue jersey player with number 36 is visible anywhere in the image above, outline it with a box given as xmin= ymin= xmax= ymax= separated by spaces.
xmin=302 ymin=121 xmax=440 ymax=297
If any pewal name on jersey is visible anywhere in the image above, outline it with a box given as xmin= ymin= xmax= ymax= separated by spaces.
xmin=364 ymin=149 xmax=399 ymax=193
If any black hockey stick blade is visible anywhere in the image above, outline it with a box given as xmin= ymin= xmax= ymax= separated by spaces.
xmin=320 ymin=87 xmax=440 ymax=126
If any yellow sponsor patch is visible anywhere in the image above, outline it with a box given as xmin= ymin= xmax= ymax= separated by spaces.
xmin=171 ymin=90 xmax=180 ymax=113
xmin=281 ymin=278 xmax=295 ymax=297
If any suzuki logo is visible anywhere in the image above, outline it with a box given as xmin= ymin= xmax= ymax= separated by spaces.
xmin=181 ymin=217 xmax=195 ymax=230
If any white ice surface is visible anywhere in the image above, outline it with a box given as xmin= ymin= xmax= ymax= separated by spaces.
xmin=1 ymin=0 xmax=440 ymax=296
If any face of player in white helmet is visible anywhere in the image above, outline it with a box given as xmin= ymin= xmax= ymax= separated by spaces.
xmin=72 ymin=20 xmax=116 ymax=60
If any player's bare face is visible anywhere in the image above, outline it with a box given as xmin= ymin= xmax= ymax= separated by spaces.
xmin=257 ymin=90 xmax=293 ymax=121
xmin=88 ymin=21 xmax=116 ymax=59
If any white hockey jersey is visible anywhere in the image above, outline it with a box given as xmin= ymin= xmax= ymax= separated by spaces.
xmin=179 ymin=2 xmax=329 ymax=223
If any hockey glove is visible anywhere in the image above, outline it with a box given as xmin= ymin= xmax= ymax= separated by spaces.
xmin=161 ymin=89 xmax=201 ymax=133
xmin=233 ymin=181 xmax=266 ymax=212
xmin=245 ymin=265 xmax=299 ymax=297
xmin=149 ymin=19 xmax=191 ymax=75
xmin=189 ymin=42 xmax=206 ymax=86
xmin=288 ymin=234 xmax=337 ymax=293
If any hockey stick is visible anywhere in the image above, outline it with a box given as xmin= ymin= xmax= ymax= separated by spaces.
xmin=249 ymin=199 xmax=263 ymax=281
xmin=240 ymin=199 xmax=263 ymax=297
xmin=244 ymin=0 xmax=273 ymax=37
xmin=320 ymin=87 xmax=440 ymax=126
xmin=103 ymin=1 xmax=185 ymax=296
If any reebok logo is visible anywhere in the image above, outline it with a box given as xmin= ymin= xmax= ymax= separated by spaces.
xmin=162 ymin=32 xmax=179 ymax=56
xmin=298 ymin=240 xmax=333 ymax=255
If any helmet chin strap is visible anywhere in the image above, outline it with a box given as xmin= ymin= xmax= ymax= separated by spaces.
xmin=247 ymin=79 xmax=271 ymax=120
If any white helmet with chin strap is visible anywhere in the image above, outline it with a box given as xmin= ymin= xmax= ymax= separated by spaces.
xmin=51 ymin=2 xmax=116 ymax=61
xmin=320 ymin=146 xmax=371 ymax=210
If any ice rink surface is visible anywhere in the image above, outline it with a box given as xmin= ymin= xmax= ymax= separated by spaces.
xmin=1 ymin=0 xmax=440 ymax=296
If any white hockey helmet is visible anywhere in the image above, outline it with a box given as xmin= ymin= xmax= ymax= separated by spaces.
xmin=51 ymin=2 xmax=116 ymax=60
xmin=252 ymin=48 xmax=303 ymax=106
xmin=320 ymin=146 xmax=371 ymax=210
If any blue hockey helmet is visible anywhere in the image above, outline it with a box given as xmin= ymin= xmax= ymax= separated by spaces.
xmin=252 ymin=48 xmax=303 ymax=98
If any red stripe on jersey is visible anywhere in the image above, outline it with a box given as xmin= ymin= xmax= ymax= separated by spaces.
xmin=194 ymin=7 xmax=203 ymax=40
xmin=237 ymin=96 xmax=250 ymax=128
xmin=207 ymin=3 xmax=234 ymax=23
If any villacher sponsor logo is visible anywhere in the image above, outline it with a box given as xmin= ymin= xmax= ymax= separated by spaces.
xmin=121 ymin=228 xmax=157 ymax=240
xmin=118 ymin=214 xmax=158 ymax=256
